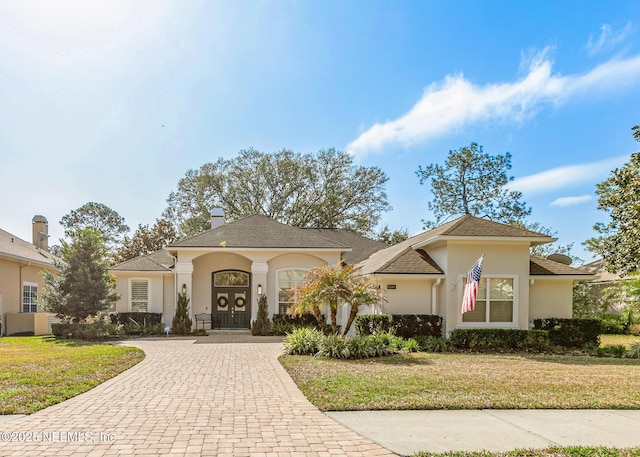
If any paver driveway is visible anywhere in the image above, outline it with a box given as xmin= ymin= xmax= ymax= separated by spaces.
xmin=0 ymin=336 xmax=396 ymax=456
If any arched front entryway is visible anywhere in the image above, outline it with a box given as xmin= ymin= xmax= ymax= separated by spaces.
xmin=212 ymin=270 xmax=251 ymax=329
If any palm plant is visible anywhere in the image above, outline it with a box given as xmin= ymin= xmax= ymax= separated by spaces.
xmin=289 ymin=263 xmax=383 ymax=335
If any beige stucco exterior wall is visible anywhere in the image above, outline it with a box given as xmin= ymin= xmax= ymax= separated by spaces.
xmin=192 ymin=252 xmax=252 ymax=316
xmin=376 ymin=277 xmax=434 ymax=315
xmin=437 ymin=242 xmax=531 ymax=334
xmin=113 ymin=272 xmax=174 ymax=324
xmin=266 ymin=253 xmax=331 ymax=317
xmin=5 ymin=312 xmax=50 ymax=336
xmin=0 ymin=257 xmax=56 ymax=335
xmin=529 ymin=278 xmax=574 ymax=320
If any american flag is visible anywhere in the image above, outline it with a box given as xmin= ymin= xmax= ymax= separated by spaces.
xmin=461 ymin=255 xmax=484 ymax=314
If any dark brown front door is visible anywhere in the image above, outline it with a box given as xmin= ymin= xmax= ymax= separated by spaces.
xmin=214 ymin=288 xmax=250 ymax=328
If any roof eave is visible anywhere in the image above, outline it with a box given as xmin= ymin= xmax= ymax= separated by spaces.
xmin=412 ymin=235 xmax=556 ymax=249
xmin=0 ymin=252 xmax=56 ymax=269
xmin=530 ymin=274 xmax=597 ymax=280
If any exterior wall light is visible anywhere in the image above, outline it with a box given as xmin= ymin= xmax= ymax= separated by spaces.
xmin=182 ymin=284 xmax=187 ymax=295
xmin=257 ymin=284 xmax=263 ymax=296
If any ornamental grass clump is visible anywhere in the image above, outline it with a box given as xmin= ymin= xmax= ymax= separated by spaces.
xmin=627 ymin=343 xmax=640 ymax=359
xmin=282 ymin=327 xmax=323 ymax=355
xmin=316 ymin=334 xmax=350 ymax=359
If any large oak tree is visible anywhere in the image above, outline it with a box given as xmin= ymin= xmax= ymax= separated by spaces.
xmin=164 ymin=148 xmax=391 ymax=237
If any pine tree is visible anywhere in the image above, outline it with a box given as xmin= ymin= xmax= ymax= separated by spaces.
xmin=172 ymin=292 xmax=193 ymax=335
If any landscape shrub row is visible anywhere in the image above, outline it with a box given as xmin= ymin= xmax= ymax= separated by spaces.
xmin=109 ymin=312 xmax=163 ymax=327
xmin=354 ymin=314 xmax=443 ymax=338
xmin=449 ymin=329 xmax=550 ymax=352
xmin=282 ymin=327 xmax=447 ymax=359
xmin=533 ymin=318 xmax=601 ymax=348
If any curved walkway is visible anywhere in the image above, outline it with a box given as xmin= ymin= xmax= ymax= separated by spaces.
xmin=0 ymin=337 xmax=396 ymax=457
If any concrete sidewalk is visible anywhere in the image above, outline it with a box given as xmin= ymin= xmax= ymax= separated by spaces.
xmin=327 ymin=409 xmax=640 ymax=456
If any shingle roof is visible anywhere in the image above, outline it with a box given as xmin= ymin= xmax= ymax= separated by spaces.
xmin=168 ymin=214 xmax=348 ymax=249
xmin=581 ymin=258 xmax=624 ymax=282
xmin=0 ymin=228 xmax=55 ymax=267
xmin=304 ymin=228 xmax=388 ymax=264
xmin=529 ymin=256 xmax=592 ymax=276
xmin=110 ymin=250 xmax=174 ymax=272
xmin=412 ymin=214 xmax=555 ymax=244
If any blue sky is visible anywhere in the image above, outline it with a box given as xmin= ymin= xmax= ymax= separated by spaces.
xmin=1 ymin=0 xmax=639 ymax=263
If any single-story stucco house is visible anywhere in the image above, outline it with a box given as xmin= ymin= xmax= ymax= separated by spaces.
xmin=110 ymin=210 xmax=592 ymax=335
xmin=0 ymin=216 xmax=58 ymax=336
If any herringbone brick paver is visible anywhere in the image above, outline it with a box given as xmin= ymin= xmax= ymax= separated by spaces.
xmin=0 ymin=337 xmax=397 ymax=456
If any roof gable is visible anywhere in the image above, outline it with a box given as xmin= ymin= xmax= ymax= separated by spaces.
xmin=168 ymin=214 xmax=347 ymax=249
xmin=0 ymin=228 xmax=55 ymax=267
xmin=111 ymin=250 xmax=174 ymax=272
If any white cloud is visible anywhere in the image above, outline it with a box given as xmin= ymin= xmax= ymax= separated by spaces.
xmin=586 ymin=23 xmax=634 ymax=56
xmin=346 ymin=51 xmax=640 ymax=157
xmin=550 ymin=195 xmax=593 ymax=207
xmin=509 ymin=155 xmax=629 ymax=195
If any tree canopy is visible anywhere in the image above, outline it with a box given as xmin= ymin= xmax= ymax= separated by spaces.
xmin=39 ymin=227 xmax=119 ymax=322
xmin=416 ymin=143 xmax=531 ymax=227
xmin=60 ymin=202 xmax=129 ymax=248
xmin=116 ymin=218 xmax=177 ymax=263
xmin=164 ymin=148 xmax=391 ymax=237
xmin=586 ymin=131 xmax=640 ymax=275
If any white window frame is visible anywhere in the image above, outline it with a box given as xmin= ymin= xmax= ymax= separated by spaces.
xmin=129 ymin=279 xmax=150 ymax=313
xmin=276 ymin=268 xmax=309 ymax=315
xmin=457 ymin=274 xmax=518 ymax=328
xmin=22 ymin=282 xmax=38 ymax=313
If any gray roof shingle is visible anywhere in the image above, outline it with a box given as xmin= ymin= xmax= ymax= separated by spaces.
xmin=304 ymin=228 xmax=388 ymax=264
xmin=529 ymin=256 xmax=592 ymax=276
xmin=0 ymin=229 xmax=55 ymax=267
xmin=110 ymin=250 xmax=174 ymax=272
xmin=168 ymin=215 xmax=347 ymax=249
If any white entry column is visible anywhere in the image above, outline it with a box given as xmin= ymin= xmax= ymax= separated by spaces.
xmin=175 ymin=260 xmax=194 ymax=319
xmin=251 ymin=262 xmax=269 ymax=323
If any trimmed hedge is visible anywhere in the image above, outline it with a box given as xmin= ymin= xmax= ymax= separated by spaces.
xmin=110 ymin=312 xmax=162 ymax=326
xmin=354 ymin=314 xmax=443 ymax=338
xmin=600 ymin=314 xmax=629 ymax=335
xmin=272 ymin=313 xmax=323 ymax=326
xmin=533 ymin=318 xmax=601 ymax=348
xmin=449 ymin=328 xmax=550 ymax=352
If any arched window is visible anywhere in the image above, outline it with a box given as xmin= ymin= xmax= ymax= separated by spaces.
xmin=214 ymin=271 xmax=250 ymax=287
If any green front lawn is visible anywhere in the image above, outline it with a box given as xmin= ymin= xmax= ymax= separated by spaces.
xmin=280 ymin=352 xmax=640 ymax=411
xmin=414 ymin=446 xmax=640 ymax=457
xmin=0 ymin=336 xmax=144 ymax=415
xmin=601 ymin=334 xmax=640 ymax=348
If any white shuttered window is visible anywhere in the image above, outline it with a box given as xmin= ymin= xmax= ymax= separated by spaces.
xmin=130 ymin=280 xmax=149 ymax=312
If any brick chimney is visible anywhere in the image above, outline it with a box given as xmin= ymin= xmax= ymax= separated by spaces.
xmin=32 ymin=215 xmax=49 ymax=251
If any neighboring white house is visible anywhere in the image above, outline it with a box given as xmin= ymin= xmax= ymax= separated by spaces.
xmin=110 ymin=211 xmax=592 ymax=334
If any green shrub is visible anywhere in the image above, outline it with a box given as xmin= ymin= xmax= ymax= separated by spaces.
xmin=251 ymin=295 xmax=273 ymax=336
xmin=282 ymin=327 xmax=323 ymax=355
xmin=533 ymin=318 xmax=602 ymax=348
xmin=595 ymin=345 xmax=627 ymax=358
xmin=354 ymin=314 xmax=395 ymax=336
xmin=273 ymin=322 xmax=297 ymax=335
xmin=449 ymin=329 xmax=550 ymax=352
xmin=389 ymin=335 xmax=405 ymax=352
xmin=347 ymin=335 xmax=375 ymax=358
xmin=416 ymin=336 xmax=449 ymax=352
xmin=600 ymin=314 xmax=629 ymax=335
xmin=272 ymin=313 xmax=323 ymax=326
xmin=354 ymin=314 xmax=443 ymax=338
xmin=368 ymin=332 xmax=396 ymax=357
xmin=626 ymin=343 xmax=640 ymax=359
xmin=172 ymin=292 xmax=193 ymax=335
xmin=110 ymin=312 xmax=162 ymax=327
xmin=52 ymin=321 xmax=123 ymax=340
xmin=316 ymin=334 xmax=350 ymax=359
xmin=403 ymin=338 xmax=419 ymax=352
